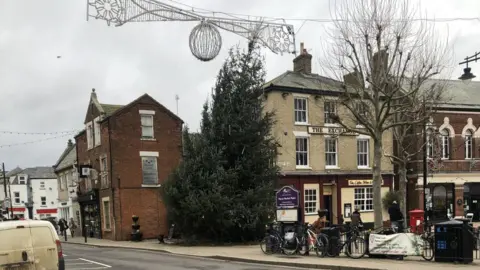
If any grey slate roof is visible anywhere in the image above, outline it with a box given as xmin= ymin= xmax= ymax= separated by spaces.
xmin=54 ymin=145 xmax=76 ymax=172
xmin=20 ymin=167 xmax=56 ymax=179
xmin=264 ymin=70 xmax=480 ymax=110
xmin=421 ymin=79 xmax=480 ymax=110
xmin=264 ymin=71 xmax=343 ymax=92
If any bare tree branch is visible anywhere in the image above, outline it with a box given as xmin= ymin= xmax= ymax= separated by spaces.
xmin=316 ymin=0 xmax=452 ymax=228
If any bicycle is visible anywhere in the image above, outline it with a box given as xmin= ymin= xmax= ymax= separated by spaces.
xmin=260 ymin=223 xmax=300 ymax=256
xmin=326 ymin=225 xmax=366 ymax=259
xmin=403 ymin=221 xmax=434 ymax=261
xmin=297 ymin=223 xmax=329 ymax=257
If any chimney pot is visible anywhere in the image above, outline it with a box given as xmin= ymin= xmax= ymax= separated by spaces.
xmin=293 ymin=42 xmax=312 ymax=74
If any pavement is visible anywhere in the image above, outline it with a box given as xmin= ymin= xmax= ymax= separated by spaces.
xmin=63 ymin=243 xmax=319 ymax=270
xmin=61 ymin=237 xmax=480 ymax=270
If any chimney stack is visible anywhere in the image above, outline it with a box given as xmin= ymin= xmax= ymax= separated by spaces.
xmin=67 ymin=139 xmax=73 ymax=147
xmin=293 ymin=42 xmax=312 ymax=74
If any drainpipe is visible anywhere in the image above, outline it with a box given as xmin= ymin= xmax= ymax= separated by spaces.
xmin=107 ymin=117 xmax=120 ymax=240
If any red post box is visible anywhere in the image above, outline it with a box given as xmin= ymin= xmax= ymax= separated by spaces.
xmin=409 ymin=209 xmax=424 ymax=234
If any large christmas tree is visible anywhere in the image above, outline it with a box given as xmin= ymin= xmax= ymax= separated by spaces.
xmin=162 ymin=44 xmax=280 ymax=243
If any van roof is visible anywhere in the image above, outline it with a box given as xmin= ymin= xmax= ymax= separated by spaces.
xmin=0 ymin=220 xmax=54 ymax=230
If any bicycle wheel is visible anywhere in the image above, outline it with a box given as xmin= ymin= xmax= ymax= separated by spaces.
xmin=421 ymin=237 xmax=434 ymax=261
xmin=345 ymin=236 xmax=366 ymax=259
xmin=297 ymin=236 xmax=310 ymax=256
xmin=260 ymin=235 xmax=280 ymax=255
xmin=315 ymin=233 xmax=329 ymax=257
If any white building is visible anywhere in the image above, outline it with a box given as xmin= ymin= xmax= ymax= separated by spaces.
xmin=9 ymin=167 xmax=59 ymax=220
xmin=53 ymin=139 xmax=80 ymax=229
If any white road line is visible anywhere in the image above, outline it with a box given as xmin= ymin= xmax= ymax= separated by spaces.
xmin=68 ymin=267 xmax=109 ymax=270
xmin=79 ymin=258 xmax=112 ymax=268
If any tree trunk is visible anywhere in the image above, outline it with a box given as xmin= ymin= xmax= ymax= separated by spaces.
xmin=398 ymin=163 xmax=408 ymax=229
xmin=373 ymin=137 xmax=384 ymax=229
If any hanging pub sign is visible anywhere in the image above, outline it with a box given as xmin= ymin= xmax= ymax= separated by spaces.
xmin=276 ymin=186 xmax=299 ymax=209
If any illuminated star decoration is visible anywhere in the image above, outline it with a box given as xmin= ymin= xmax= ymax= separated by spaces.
xmin=90 ymin=0 xmax=123 ymax=26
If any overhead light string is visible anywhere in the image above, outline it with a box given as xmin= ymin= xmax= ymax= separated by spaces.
xmin=0 ymin=133 xmax=76 ymax=148
xmin=0 ymin=129 xmax=80 ymax=136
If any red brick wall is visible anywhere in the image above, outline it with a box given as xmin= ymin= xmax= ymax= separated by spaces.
xmin=76 ymin=95 xmax=183 ymax=241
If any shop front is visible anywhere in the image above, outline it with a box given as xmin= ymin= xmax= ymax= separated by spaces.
xmin=464 ymin=183 xmax=480 ymax=221
xmin=278 ymin=175 xmax=393 ymax=228
xmin=77 ymin=189 xmax=102 ymax=239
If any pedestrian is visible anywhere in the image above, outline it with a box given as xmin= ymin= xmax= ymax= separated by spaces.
xmin=388 ymin=201 xmax=404 ymax=233
xmin=69 ymin=218 xmax=77 ymax=237
xmin=350 ymin=206 xmax=363 ymax=231
xmin=58 ymin=218 xmax=67 ymax=237
xmin=312 ymin=210 xmax=328 ymax=234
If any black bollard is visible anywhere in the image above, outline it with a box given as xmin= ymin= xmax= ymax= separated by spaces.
xmin=84 ymin=225 xmax=88 ymax=243
xmin=64 ymin=229 xmax=68 ymax=242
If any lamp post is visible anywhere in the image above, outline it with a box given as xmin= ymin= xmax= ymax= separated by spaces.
xmin=422 ymin=97 xmax=429 ymax=229
xmin=24 ymin=201 xmax=34 ymax=220
xmin=458 ymin=52 xmax=480 ymax=81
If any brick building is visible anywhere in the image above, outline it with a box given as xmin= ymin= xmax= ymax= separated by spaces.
xmin=408 ymin=80 xmax=480 ymax=222
xmin=74 ymin=89 xmax=183 ymax=240
xmin=263 ymin=43 xmax=394 ymax=227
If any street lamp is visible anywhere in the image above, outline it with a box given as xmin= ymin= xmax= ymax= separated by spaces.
xmin=459 ymin=52 xmax=480 ymax=83
xmin=24 ymin=201 xmax=34 ymax=220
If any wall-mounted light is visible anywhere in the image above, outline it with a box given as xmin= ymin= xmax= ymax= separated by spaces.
xmin=281 ymin=92 xmax=290 ymax=99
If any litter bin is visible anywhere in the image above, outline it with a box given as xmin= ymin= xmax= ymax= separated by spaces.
xmin=321 ymin=227 xmax=341 ymax=257
xmin=434 ymin=220 xmax=473 ymax=264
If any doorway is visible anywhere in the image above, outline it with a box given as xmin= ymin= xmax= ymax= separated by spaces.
xmin=324 ymin=195 xmax=333 ymax=225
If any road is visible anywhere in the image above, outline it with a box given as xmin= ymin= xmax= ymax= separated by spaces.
xmin=63 ymin=243 xmax=317 ymax=270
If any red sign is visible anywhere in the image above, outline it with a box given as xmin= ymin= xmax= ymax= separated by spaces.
xmin=11 ymin=207 xmax=26 ymax=212
xmin=36 ymin=209 xmax=57 ymax=214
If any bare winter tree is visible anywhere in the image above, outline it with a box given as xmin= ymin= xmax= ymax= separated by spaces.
xmin=320 ymin=0 xmax=451 ymax=228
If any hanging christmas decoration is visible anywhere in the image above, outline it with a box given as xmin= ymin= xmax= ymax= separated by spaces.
xmin=189 ymin=21 xmax=222 ymax=62
xmin=86 ymin=0 xmax=295 ymax=61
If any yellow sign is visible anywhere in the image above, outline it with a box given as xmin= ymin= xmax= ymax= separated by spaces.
xmin=348 ymin=180 xmax=384 ymax=186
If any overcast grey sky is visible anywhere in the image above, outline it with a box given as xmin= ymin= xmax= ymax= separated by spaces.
xmin=0 ymin=0 xmax=478 ymax=170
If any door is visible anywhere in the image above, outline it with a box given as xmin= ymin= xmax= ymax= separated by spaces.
xmin=324 ymin=195 xmax=332 ymax=225
xmin=30 ymin=225 xmax=59 ymax=270
xmin=471 ymin=197 xmax=480 ymax=221
xmin=0 ymin=223 xmax=35 ymax=268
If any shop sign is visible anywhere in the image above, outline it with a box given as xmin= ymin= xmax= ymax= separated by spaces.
xmin=308 ymin=126 xmax=357 ymax=136
xmin=348 ymin=179 xmax=384 ymax=186
xmin=276 ymin=186 xmax=299 ymax=209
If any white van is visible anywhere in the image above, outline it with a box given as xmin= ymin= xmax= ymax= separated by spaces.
xmin=0 ymin=220 xmax=65 ymax=270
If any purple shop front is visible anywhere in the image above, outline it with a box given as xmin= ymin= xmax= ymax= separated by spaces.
xmin=276 ymin=186 xmax=299 ymax=209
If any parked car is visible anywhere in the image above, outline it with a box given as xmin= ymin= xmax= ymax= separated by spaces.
xmin=0 ymin=220 xmax=65 ymax=269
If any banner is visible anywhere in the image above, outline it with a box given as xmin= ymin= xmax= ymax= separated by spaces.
xmin=369 ymin=233 xmax=423 ymax=256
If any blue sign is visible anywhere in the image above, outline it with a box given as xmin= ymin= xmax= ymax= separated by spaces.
xmin=276 ymin=186 xmax=299 ymax=209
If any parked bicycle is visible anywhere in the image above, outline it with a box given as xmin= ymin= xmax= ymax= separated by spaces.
xmin=260 ymin=222 xmax=300 ymax=256
xmin=325 ymin=225 xmax=366 ymax=259
xmin=403 ymin=221 xmax=434 ymax=261
xmin=297 ymin=223 xmax=329 ymax=257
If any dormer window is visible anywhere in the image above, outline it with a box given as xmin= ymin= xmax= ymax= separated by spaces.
xmin=19 ymin=176 xmax=25 ymax=185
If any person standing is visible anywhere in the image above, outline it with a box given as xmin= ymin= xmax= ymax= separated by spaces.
xmin=350 ymin=206 xmax=363 ymax=229
xmin=58 ymin=218 xmax=67 ymax=237
xmin=69 ymin=218 xmax=77 ymax=237
xmin=388 ymin=201 xmax=404 ymax=233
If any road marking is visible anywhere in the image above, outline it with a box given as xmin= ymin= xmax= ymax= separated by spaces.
xmin=79 ymin=258 xmax=112 ymax=268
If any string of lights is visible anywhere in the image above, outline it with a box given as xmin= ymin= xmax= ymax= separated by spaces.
xmin=0 ymin=133 xmax=75 ymax=148
xmin=168 ymin=0 xmax=480 ymax=24
xmin=0 ymin=130 xmax=79 ymax=136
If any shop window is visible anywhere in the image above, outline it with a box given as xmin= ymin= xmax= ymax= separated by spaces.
xmin=354 ymin=187 xmax=373 ymax=211
xmin=295 ymin=137 xmax=309 ymax=167
xmin=304 ymin=188 xmax=318 ymax=214
xmin=294 ymin=97 xmax=308 ymax=124
xmin=102 ymin=198 xmax=111 ymax=230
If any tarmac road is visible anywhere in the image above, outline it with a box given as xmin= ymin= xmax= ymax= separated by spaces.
xmin=62 ymin=243 xmax=318 ymax=270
